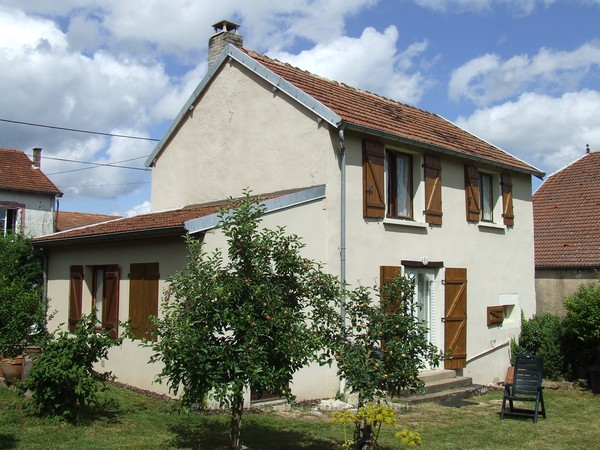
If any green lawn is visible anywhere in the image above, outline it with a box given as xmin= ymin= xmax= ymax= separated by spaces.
xmin=1 ymin=383 xmax=599 ymax=449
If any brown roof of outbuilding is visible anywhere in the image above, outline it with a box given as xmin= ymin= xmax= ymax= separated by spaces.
xmin=34 ymin=202 xmax=229 ymax=244
xmin=244 ymin=50 xmax=543 ymax=177
xmin=56 ymin=211 xmax=122 ymax=232
xmin=533 ymin=151 xmax=600 ymax=268
xmin=0 ymin=148 xmax=62 ymax=196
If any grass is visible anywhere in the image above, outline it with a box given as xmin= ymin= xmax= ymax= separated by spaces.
xmin=1 ymin=382 xmax=599 ymax=449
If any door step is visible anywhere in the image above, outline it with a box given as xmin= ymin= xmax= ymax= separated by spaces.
xmin=394 ymin=369 xmax=485 ymax=405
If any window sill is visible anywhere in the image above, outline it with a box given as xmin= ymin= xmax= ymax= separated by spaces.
xmin=383 ymin=217 xmax=428 ymax=228
xmin=477 ymin=222 xmax=506 ymax=231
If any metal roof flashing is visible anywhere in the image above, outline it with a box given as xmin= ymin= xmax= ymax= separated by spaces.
xmin=145 ymin=45 xmax=341 ymax=168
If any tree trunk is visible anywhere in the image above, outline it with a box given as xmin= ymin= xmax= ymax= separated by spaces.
xmin=229 ymin=393 xmax=244 ymax=450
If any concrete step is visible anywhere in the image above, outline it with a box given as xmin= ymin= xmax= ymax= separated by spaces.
xmin=397 ymin=384 xmax=487 ymax=405
xmin=393 ymin=369 xmax=485 ymax=405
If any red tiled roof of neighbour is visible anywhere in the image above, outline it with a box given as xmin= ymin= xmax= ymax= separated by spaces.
xmin=533 ymin=151 xmax=600 ymax=268
xmin=0 ymin=148 xmax=62 ymax=196
xmin=244 ymin=49 xmax=543 ymax=177
xmin=35 ymin=202 xmax=229 ymax=244
xmin=56 ymin=211 xmax=122 ymax=232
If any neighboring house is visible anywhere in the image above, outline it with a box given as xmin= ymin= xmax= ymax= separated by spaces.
xmin=56 ymin=211 xmax=121 ymax=232
xmin=0 ymin=148 xmax=62 ymax=237
xmin=36 ymin=21 xmax=544 ymax=401
xmin=533 ymin=148 xmax=600 ymax=315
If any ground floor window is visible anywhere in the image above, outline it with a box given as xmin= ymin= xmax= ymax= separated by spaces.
xmin=92 ymin=265 xmax=120 ymax=336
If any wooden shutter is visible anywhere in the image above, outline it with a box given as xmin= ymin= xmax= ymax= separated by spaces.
xmin=444 ymin=268 xmax=467 ymax=369
xmin=464 ymin=166 xmax=480 ymax=222
xmin=380 ymin=265 xmax=402 ymax=315
xmin=501 ymin=173 xmax=514 ymax=226
xmin=102 ymin=265 xmax=120 ymax=335
xmin=68 ymin=265 xmax=84 ymax=332
xmin=363 ymin=140 xmax=385 ymax=218
xmin=424 ymin=155 xmax=442 ymax=225
xmin=129 ymin=262 xmax=159 ymax=340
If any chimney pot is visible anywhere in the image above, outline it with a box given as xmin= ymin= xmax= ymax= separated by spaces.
xmin=208 ymin=20 xmax=243 ymax=68
xmin=32 ymin=147 xmax=42 ymax=169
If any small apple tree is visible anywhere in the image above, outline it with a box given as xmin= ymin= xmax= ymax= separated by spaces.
xmin=149 ymin=193 xmax=341 ymax=450
xmin=334 ymin=274 xmax=442 ymax=448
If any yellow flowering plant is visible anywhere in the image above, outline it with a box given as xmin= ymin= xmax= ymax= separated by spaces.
xmin=331 ymin=404 xmax=422 ymax=449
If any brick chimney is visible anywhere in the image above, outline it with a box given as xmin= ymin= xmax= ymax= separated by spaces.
xmin=208 ymin=20 xmax=242 ymax=68
xmin=32 ymin=147 xmax=42 ymax=169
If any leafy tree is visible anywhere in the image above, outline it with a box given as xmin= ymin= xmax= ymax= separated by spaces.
xmin=149 ymin=193 xmax=341 ymax=450
xmin=20 ymin=314 xmax=123 ymax=421
xmin=0 ymin=233 xmax=46 ymax=357
xmin=335 ymin=275 xmax=442 ymax=406
xmin=563 ymin=279 xmax=600 ymax=372
xmin=333 ymin=276 xmax=441 ymax=449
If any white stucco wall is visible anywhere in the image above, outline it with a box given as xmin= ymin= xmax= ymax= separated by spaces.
xmin=338 ymin=132 xmax=536 ymax=385
xmin=0 ymin=190 xmax=56 ymax=237
xmin=45 ymin=236 xmax=189 ymax=397
xmin=150 ymin=60 xmax=336 ymax=210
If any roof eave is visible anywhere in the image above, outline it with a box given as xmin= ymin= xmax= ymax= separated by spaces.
xmin=33 ymin=227 xmax=186 ymax=247
xmin=343 ymin=122 xmax=546 ymax=179
xmin=145 ymin=45 xmax=342 ymax=168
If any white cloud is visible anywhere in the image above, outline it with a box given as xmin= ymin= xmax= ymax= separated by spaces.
xmin=413 ymin=0 xmax=557 ymax=15
xmin=0 ymin=5 xmax=170 ymax=202
xmin=269 ymin=25 xmax=432 ymax=104
xmin=449 ymin=41 xmax=600 ymax=106
xmin=121 ymin=201 xmax=151 ymax=218
xmin=455 ymin=90 xmax=600 ymax=174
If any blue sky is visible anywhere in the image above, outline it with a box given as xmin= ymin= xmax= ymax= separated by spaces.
xmin=1 ymin=0 xmax=599 ymax=216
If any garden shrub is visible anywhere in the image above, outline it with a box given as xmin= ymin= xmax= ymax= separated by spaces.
xmin=20 ymin=314 xmax=123 ymax=421
xmin=0 ymin=234 xmax=46 ymax=357
xmin=510 ymin=312 xmax=568 ymax=380
xmin=563 ymin=280 xmax=600 ymax=373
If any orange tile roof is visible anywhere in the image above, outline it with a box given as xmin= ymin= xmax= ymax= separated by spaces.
xmin=533 ymin=151 xmax=600 ymax=268
xmin=35 ymin=202 xmax=229 ymax=244
xmin=56 ymin=211 xmax=121 ymax=232
xmin=0 ymin=148 xmax=62 ymax=196
xmin=244 ymin=49 xmax=543 ymax=176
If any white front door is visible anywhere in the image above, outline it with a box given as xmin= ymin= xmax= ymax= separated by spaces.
xmin=406 ymin=268 xmax=440 ymax=368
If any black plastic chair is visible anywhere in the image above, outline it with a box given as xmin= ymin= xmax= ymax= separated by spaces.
xmin=501 ymin=354 xmax=546 ymax=423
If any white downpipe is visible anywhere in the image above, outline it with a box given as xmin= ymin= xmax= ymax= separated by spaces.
xmin=338 ymin=128 xmax=347 ymax=395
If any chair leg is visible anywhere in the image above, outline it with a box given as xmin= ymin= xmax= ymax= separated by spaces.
xmin=533 ymin=397 xmax=539 ymax=423
xmin=540 ymin=392 xmax=546 ymax=418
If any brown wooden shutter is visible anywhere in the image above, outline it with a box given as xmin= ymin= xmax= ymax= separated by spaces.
xmin=444 ymin=268 xmax=467 ymax=369
xmin=68 ymin=265 xmax=84 ymax=332
xmin=102 ymin=265 xmax=120 ymax=335
xmin=424 ymin=155 xmax=442 ymax=225
xmin=464 ymin=165 xmax=480 ymax=222
xmin=380 ymin=265 xmax=402 ymax=315
xmin=501 ymin=173 xmax=514 ymax=226
xmin=129 ymin=262 xmax=159 ymax=340
xmin=363 ymin=140 xmax=385 ymax=218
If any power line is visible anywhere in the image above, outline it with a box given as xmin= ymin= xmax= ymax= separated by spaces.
xmin=57 ymin=181 xmax=151 ymax=188
xmin=0 ymin=117 xmax=160 ymax=142
xmin=42 ymin=155 xmax=150 ymax=175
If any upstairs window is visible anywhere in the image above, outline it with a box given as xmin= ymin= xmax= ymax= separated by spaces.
xmin=362 ymin=139 xmax=442 ymax=225
xmin=0 ymin=207 xmax=17 ymax=236
xmin=465 ymin=166 xmax=514 ymax=226
xmin=479 ymin=172 xmax=493 ymax=222
xmin=386 ymin=150 xmax=413 ymax=219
